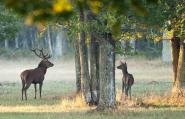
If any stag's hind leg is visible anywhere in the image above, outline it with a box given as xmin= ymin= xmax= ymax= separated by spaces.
xmin=24 ymin=83 xmax=31 ymax=100
xmin=22 ymin=81 xmax=25 ymax=100
xmin=39 ymin=83 xmax=43 ymax=98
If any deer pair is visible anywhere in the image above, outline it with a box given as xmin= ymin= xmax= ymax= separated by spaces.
xmin=117 ymin=61 xmax=134 ymax=100
xmin=21 ymin=48 xmax=54 ymax=100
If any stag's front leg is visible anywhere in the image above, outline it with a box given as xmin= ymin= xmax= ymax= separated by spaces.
xmin=34 ymin=84 xmax=37 ymax=99
xmin=39 ymin=83 xmax=43 ymax=98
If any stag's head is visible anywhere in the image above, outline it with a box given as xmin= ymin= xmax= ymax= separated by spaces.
xmin=31 ymin=48 xmax=54 ymax=68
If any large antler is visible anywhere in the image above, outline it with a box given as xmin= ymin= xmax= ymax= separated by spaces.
xmin=31 ymin=48 xmax=51 ymax=59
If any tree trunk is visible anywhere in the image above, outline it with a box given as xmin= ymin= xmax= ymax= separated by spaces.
xmin=79 ymin=9 xmax=92 ymax=103
xmin=90 ymin=33 xmax=99 ymax=104
xmin=171 ymin=37 xmax=180 ymax=89
xmin=4 ymin=40 xmax=9 ymax=49
xmin=73 ymin=38 xmax=82 ymax=94
xmin=172 ymin=37 xmax=185 ymax=96
xmin=162 ymin=40 xmax=172 ymax=63
xmin=15 ymin=37 xmax=19 ymax=48
xmin=47 ymin=26 xmax=53 ymax=55
xmin=97 ymin=33 xmax=116 ymax=110
xmin=54 ymin=31 xmax=62 ymax=57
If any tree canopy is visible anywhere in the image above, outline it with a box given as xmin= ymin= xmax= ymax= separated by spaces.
xmin=0 ymin=4 xmax=22 ymax=40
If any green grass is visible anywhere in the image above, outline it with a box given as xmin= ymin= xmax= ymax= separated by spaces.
xmin=0 ymin=58 xmax=184 ymax=119
xmin=1 ymin=108 xmax=185 ymax=119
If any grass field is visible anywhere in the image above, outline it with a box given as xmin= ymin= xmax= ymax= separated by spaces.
xmin=1 ymin=57 xmax=185 ymax=119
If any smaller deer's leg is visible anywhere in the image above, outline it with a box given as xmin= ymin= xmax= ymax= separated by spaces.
xmin=34 ymin=84 xmax=37 ymax=99
xmin=24 ymin=83 xmax=31 ymax=100
xmin=122 ymin=80 xmax=125 ymax=94
xmin=125 ymin=86 xmax=129 ymax=100
xmin=124 ymin=85 xmax=127 ymax=100
xmin=39 ymin=83 xmax=43 ymax=98
xmin=129 ymin=86 xmax=132 ymax=100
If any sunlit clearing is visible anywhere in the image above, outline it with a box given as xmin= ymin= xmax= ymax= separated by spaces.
xmin=59 ymin=94 xmax=92 ymax=110
xmin=143 ymin=91 xmax=185 ymax=107
xmin=116 ymin=89 xmax=136 ymax=107
xmin=0 ymin=95 xmax=94 ymax=113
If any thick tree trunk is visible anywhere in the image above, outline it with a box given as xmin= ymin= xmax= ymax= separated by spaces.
xmin=172 ymin=37 xmax=185 ymax=96
xmin=79 ymin=10 xmax=92 ymax=103
xmin=171 ymin=37 xmax=180 ymax=83
xmin=97 ymin=33 xmax=116 ymax=110
xmin=73 ymin=38 xmax=82 ymax=94
xmin=90 ymin=33 xmax=99 ymax=104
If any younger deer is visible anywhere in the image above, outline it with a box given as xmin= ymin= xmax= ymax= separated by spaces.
xmin=117 ymin=61 xmax=134 ymax=100
xmin=21 ymin=48 xmax=54 ymax=100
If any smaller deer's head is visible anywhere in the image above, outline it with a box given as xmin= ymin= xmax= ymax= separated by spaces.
xmin=117 ymin=62 xmax=128 ymax=73
xmin=32 ymin=48 xmax=54 ymax=68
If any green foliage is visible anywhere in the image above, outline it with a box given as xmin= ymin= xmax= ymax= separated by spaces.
xmin=115 ymin=41 xmax=134 ymax=56
xmin=160 ymin=0 xmax=185 ymax=39
xmin=0 ymin=4 xmax=22 ymax=40
xmin=0 ymin=0 xmax=158 ymax=38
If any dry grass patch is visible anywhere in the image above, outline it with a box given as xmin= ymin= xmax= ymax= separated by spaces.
xmin=0 ymin=94 xmax=94 ymax=113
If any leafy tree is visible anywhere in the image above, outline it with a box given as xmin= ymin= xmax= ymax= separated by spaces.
xmin=0 ymin=4 xmax=22 ymax=41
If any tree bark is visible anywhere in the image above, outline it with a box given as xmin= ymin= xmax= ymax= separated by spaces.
xmin=4 ymin=40 xmax=9 ymax=49
xmin=171 ymin=37 xmax=180 ymax=83
xmin=47 ymin=26 xmax=53 ymax=55
xmin=172 ymin=37 xmax=185 ymax=96
xmin=79 ymin=9 xmax=92 ymax=103
xmin=73 ymin=38 xmax=82 ymax=94
xmin=97 ymin=33 xmax=116 ymax=110
xmin=90 ymin=33 xmax=99 ymax=104
xmin=15 ymin=37 xmax=19 ymax=48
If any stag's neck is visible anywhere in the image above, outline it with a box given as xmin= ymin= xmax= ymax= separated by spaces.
xmin=36 ymin=66 xmax=47 ymax=74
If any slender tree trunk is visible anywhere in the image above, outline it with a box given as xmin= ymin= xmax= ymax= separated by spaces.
xmin=15 ymin=37 xmax=19 ymax=48
xmin=90 ymin=33 xmax=99 ymax=104
xmin=79 ymin=9 xmax=92 ymax=103
xmin=54 ymin=31 xmax=62 ymax=57
xmin=86 ymin=10 xmax=100 ymax=105
xmin=73 ymin=38 xmax=82 ymax=94
xmin=47 ymin=26 xmax=53 ymax=55
xmin=97 ymin=33 xmax=116 ymax=110
xmin=4 ymin=40 xmax=9 ymax=49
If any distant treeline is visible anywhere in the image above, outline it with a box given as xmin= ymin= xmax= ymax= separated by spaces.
xmin=0 ymin=25 xmax=70 ymax=57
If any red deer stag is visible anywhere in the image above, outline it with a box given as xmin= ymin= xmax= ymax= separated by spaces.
xmin=117 ymin=61 xmax=134 ymax=100
xmin=21 ymin=48 xmax=54 ymax=100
